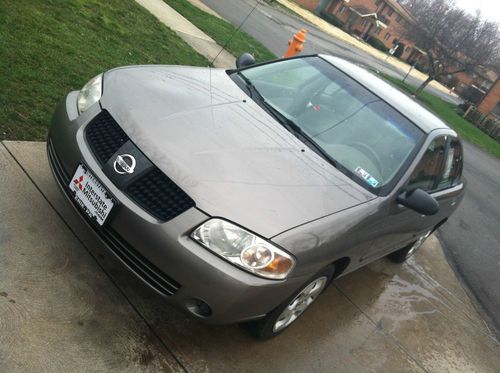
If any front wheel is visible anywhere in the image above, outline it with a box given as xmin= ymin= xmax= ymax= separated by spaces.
xmin=245 ymin=266 xmax=334 ymax=340
xmin=387 ymin=230 xmax=431 ymax=263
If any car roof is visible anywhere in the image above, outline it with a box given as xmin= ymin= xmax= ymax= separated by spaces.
xmin=320 ymin=55 xmax=451 ymax=134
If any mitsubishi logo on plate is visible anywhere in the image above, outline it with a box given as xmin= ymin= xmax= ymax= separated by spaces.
xmin=113 ymin=154 xmax=136 ymax=175
xmin=73 ymin=175 xmax=84 ymax=191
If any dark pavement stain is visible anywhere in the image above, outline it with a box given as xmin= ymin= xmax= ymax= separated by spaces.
xmin=131 ymin=345 xmax=155 ymax=366
xmin=137 ymin=349 xmax=154 ymax=366
xmin=8 ymin=299 xmax=15 ymax=303
xmin=0 ymin=292 xmax=7 ymax=297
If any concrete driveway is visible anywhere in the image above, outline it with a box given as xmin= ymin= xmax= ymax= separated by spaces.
xmin=1 ymin=141 xmax=499 ymax=372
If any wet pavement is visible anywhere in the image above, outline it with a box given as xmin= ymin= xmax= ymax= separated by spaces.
xmin=1 ymin=141 xmax=499 ymax=372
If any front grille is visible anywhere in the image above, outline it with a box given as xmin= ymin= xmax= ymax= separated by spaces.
xmin=85 ymin=111 xmax=195 ymax=221
xmin=85 ymin=111 xmax=128 ymax=165
xmin=126 ymin=168 xmax=195 ymax=222
xmin=47 ymin=139 xmax=181 ymax=296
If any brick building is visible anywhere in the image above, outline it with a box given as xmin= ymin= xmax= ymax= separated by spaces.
xmin=295 ymin=0 xmax=427 ymax=65
xmin=451 ymin=67 xmax=497 ymax=96
xmin=478 ymin=78 xmax=500 ymax=119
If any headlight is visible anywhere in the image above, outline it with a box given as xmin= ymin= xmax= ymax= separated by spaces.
xmin=77 ymin=73 xmax=103 ymax=114
xmin=191 ymin=219 xmax=295 ymax=280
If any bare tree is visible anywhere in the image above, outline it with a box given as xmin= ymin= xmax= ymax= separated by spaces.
xmin=401 ymin=0 xmax=500 ymax=97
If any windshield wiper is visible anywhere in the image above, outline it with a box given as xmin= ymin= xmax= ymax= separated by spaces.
xmin=268 ymin=105 xmax=338 ymax=168
xmin=237 ymin=72 xmax=259 ymax=99
xmin=237 ymin=73 xmax=338 ymax=168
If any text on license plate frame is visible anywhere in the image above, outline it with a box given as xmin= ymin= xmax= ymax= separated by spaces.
xmin=68 ymin=164 xmax=115 ymax=226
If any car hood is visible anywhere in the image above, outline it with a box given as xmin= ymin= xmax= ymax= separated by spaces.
xmin=100 ymin=66 xmax=376 ymax=238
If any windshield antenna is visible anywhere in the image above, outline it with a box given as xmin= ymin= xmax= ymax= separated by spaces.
xmin=210 ymin=0 xmax=262 ymax=66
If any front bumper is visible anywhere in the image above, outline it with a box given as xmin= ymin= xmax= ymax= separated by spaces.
xmin=47 ymin=93 xmax=308 ymax=324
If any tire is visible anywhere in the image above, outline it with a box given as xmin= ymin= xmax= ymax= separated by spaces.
xmin=245 ymin=265 xmax=335 ymax=340
xmin=387 ymin=230 xmax=431 ymax=263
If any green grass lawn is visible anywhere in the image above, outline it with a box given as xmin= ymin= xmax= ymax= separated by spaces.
xmin=163 ymin=0 xmax=277 ymax=63
xmin=0 ymin=0 xmax=209 ymax=141
xmin=381 ymin=74 xmax=500 ymax=158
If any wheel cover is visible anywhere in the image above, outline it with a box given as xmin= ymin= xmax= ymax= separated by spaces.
xmin=273 ymin=276 xmax=328 ymax=333
xmin=407 ymin=231 xmax=431 ymax=257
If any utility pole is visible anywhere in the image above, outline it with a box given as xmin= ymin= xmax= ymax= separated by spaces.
xmin=403 ymin=62 xmax=416 ymax=83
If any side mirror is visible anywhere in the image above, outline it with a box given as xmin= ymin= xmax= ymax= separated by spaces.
xmin=397 ymin=188 xmax=439 ymax=215
xmin=236 ymin=53 xmax=256 ymax=69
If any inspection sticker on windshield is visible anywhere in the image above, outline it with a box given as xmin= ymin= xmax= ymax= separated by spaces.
xmin=355 ymin=167 xmax=379 ymax=187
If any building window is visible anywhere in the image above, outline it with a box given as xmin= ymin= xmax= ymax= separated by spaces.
xmin=481 ymin=81 xmax=493 ymax=90
xmin=396 ymin=14 xmax=402 ymax=22
xmin=339 ymin=5 xmax=347 ymax=14
xmin=492 ymin=102 xmax=500 ymax=118
xmin=375 ymin=0 xmax=383 ymax=5
xmin=375 ymin=28 xmax=382 ymax=35
xmin=379 ymin=15 xmax=390 ymax=26
xmin=361 ymin=18 xmax=368 ymax=26
xmin=384 ymin=33 xmax=391 ymax=40
xmin=386 ymin=8 xmax=394 ymax=16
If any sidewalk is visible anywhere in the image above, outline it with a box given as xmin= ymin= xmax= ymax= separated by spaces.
xmin=1 ymin=140 xmax=499 ymax=372
xmin=135 ymin=0 xmax=235 ymax=67
xmin=276 ymin=0 xmax=458 ymax=98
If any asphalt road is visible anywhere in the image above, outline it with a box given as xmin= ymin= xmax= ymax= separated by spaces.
xmin=201 ymin=0 xmax=461 ymax=104
xmin=202 ymin=0 xmax=499 ymax=335
xmin=438 ymin=142 xmax=500 ymax=334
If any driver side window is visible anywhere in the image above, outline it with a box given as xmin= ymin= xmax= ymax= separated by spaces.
xmin=437 ymin=138 xmax=463 ymax=190
xmin=407 ymin=136 xmax=447 ymax=193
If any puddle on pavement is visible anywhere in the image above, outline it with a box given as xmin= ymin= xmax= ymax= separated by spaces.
xmin=335 ymin=235 xmax=499 ymax=372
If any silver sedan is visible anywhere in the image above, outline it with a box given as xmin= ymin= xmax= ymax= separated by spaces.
xmin=47 ymin=54 xmax=465 ymax=339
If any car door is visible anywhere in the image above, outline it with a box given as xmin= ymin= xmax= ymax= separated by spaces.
xmin=360 ymin=133 xmax=465 ymax=262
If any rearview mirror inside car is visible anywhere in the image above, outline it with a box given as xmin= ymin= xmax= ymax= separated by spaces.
xmin=397 ymin=188 xmax=439 ymax=215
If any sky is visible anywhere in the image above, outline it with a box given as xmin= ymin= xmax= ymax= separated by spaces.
xmin=453 ymin=0 xmax=500 ymax=24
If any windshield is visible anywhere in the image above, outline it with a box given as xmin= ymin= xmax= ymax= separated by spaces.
xmin=240 ymin=57 xmax=424 ymax=193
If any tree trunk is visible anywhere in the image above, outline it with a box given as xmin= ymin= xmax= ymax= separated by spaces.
xmin=414 ymin=76 xmax=434 ymax=98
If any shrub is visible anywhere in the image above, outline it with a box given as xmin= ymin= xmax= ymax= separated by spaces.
xmin=463 ymin=106 xmax=500 ymax=141
xmin=366 ymin=37 xmax=389 ymax=52
xmin=414 ymin=63 xmax=429 ymax=73
xmin=319 ymin=11 xmax=344 ymax=28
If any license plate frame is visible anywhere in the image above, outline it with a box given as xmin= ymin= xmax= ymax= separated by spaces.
xmin=68 ymin=164 xmax=115 ymax=226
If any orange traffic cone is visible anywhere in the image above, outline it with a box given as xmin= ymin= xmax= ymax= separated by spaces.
xmin=283 ymin=29 xmax=307 ymax=58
